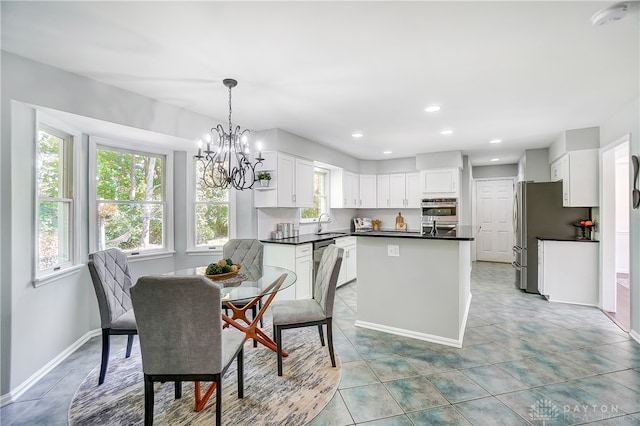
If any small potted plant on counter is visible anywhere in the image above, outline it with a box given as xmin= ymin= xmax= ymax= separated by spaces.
xmin=372 ymin=219 xmax=381 ymax=231
xmin=257 ymin=171 xmax=271 ymax=187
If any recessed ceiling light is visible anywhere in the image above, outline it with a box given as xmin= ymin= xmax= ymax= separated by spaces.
xmin=383 ymin=151 xmax=392 ymax=155
xmin=352 ymin=132 xmax=363 ymax=138
xmin=489 ymin=139 xmax=502 ymax=144
xmin=490 ymin=158 xmax=500 ymax=162
xmin=440 ymin=129 xmax=453 ymax=135
xmin=425 ymin=105 xmax=441 ymax=113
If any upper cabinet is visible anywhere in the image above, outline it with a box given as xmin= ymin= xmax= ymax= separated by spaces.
xmin=359 ymin=174 xmax=377 ymax=208
xmin=254 ymin=152 xmax=314 ymax=208
xmin=420 ymin=168 xmax=461 ymax=198
xmin=376 ymin=172 xmax=420 ymax=208
xmin=550 ymin=149 xmax=598 ymax=207
xmin=330 ymin=169 xmax=360 ymax=208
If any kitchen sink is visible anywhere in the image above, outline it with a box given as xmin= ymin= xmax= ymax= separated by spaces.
xmin=315 ymin=232 xmax=349 ymax=238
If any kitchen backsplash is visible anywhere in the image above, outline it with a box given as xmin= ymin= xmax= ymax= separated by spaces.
xmin=257 ymin=208 xmax=356 ymax=240
xmin=357 ymin=209 xmax=421 ymax=232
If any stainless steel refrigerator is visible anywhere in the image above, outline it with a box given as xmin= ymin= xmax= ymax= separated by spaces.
xmin=512 ymin=181 xmax=589 ymax=293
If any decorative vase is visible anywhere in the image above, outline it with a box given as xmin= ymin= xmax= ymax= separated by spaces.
xmin=259 ymin=179 xmax=270 ymax=187
xmin=373 ymin=223 xmax=380 ymax=231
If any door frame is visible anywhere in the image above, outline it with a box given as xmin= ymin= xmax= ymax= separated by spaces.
xmin=472 ymin=177 xmax=516 ymax=262
xmin=599 ymin=134 xmax=630 ymax=312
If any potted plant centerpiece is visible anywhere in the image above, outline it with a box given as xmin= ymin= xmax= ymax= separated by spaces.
xmin=372 ymin=219 xmax=381 ymax=231
xmin=257 ymin=171 xmax=271 ymax=187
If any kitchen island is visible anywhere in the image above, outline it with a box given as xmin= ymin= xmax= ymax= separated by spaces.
xmin=355 ymin=226 xmax=476 ymax=348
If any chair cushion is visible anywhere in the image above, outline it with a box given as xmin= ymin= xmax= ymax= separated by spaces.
xmin=111 ymin=309 xmax=136 ymax=331
xmin=221 ymin=328 xmax=246 ymax=367
xmin=271 ymin=299 xmax=326 ymax=326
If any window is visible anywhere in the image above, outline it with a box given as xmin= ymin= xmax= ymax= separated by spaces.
xmin=301 ymin=168 xmax=329 ymax=221
xmin=90 ymin=138 xmax=173 ymax=256
xmin=193 ymin=160 xmax=230 ymax=248
xmin=35 ymin=124 xmax=76 ymax=278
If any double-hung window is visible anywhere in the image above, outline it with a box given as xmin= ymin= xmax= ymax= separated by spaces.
xmin=191 ymin=159 xmax=231 ymax=250
xmin=89 ymin=137 xmax=173 ymax=258
xmin=34 ymin=122 xmax=78 ymax=283
xmin=301 ymin=167 xmax=329 ymax=221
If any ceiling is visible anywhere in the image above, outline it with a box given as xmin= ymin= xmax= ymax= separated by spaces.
xmin=2 ymin=1 xmax=638 ymax=165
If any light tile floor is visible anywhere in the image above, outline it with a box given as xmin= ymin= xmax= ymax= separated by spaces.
xmin=2 ymin=261 xmax=639 ymax=425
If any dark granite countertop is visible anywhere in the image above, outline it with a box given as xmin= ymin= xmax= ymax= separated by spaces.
xmin=537 ymin=237 xmax=600 ymax=243
xmin=354 ymin=225 xmax=476 ymax=241
xmin=261 ymin=226 xmax=477 ymax=244
xmin=260 ymin=232 xmax=350 ymax=245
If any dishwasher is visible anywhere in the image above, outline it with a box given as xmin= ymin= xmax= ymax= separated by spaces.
xmin=312 ymin=238 xmax=335 ymax=292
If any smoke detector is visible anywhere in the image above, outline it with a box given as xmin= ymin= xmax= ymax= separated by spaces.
xmin=591 ymin=2 xmax=629 ymax=26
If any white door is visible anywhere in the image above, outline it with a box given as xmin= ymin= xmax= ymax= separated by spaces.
xmin=389 ymin=174 xmax=406 ymax=208
xmin=277 ymin=154 xmax=295 ymax=207
xmin=405 ymin=172 xmax=421 ymax=208
xmin=377 ymin=175 xmax=390 ymax=208
xmin=476 ymin=179 xmax=514 ymax=262
xmin=359 ymin=175 xmax=377 ymax=208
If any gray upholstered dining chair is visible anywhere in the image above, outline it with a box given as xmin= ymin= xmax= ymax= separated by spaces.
xmin=131 ymin=275 xmax=246 ymax=426
xmin=222 ymin=239 xmax=264 ymax=327
xmin=271 ymin=244 xmax=343 ymax=376
xmin=88 ymin=248 xmax=137 ymax=385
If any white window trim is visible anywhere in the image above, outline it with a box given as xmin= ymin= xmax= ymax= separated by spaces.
xmin=32 ymin=111 xmax=82 ymax=287
xmin=186 ymin=155 xmax=236 ymax=254
xmin=88 ymin=135 xmax=174 ymax=257
xmin=300 ymin=166 xmax=330 ymax=223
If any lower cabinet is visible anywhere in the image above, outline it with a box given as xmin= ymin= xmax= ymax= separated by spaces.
xmin=537 ymin=239 xmax=599 ymax=306
xmin=263 ymin=243 xmax=313 ymax=300
xmin=335 ymin=236 xmax=357 ymax=287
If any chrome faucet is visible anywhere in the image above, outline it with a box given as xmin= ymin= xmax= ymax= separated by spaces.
xmin=430 ymin=220 xmax=437 ymax=236
xmin=316 ymin=213 xmax=331 ymax=234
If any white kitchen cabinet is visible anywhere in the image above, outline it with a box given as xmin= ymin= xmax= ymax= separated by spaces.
xmin=420 ymin=168 xmax=460 ymax=198
xmin=389 ymin=174 xmax=406 ymax=208
xmin=335 ymin=236 xmax=357 ymax=286
xmin=376 ymin=175 xmax=390 ymax=208
xmin=330 ymin=169 xmax=359 ymax=208
xmin=537 ymin=239 xmax=599 ymax=306
xmin=550 ymin=149 xmax=598 ymax=207
xmin=405 ymin=172 xmax=421 ymax=208
xmin=263 ymin=243 xmax=313 ymax=300
xmin=359 ymin=174 xmax=377 ymax=208
xmin=256 ymin=152 xmax=313 ymax=208
xmin=376 ymin=173 xmax=421 ymax=208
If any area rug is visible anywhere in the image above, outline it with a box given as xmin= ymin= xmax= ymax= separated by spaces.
xmin=69 ymin=321 xmax=341 ymax=426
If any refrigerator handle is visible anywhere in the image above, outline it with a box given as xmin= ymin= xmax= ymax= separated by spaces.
xmin=513 ymin=191 xmax=519 ymax=233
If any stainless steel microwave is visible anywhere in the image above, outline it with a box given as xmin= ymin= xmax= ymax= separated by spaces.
xmin=421 ymin=198 xmax=458 ymax=225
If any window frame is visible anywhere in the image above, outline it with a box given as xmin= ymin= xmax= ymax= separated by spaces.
xmin=300 ymin=166 xmax=330 ymax=223
xmin=88 ymin=136 xmax=174 ymax=260
xmin=186 ymin=155 xmax=236 ymax=255
xmin=33 ymin=112 xmax=83 ymax=286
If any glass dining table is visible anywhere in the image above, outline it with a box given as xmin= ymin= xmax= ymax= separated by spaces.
xmin=170 ymin=264 xmax=297 ymax=354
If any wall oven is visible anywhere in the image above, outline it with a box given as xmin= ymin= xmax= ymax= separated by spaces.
xmin=421 ymin=198 xmax=458 ymax=235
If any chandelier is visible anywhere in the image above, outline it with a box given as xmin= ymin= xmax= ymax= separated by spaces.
xmin=195 ymin=78 xmax=264 ymax=190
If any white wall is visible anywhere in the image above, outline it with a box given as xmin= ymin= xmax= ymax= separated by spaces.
xmin=472 ymin=164 xmax=518 ymax=179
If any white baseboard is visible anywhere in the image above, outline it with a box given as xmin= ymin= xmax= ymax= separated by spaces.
xmin=0 ymin=329 xmax=101 ymax=407
xmin=354 ymin=320 xmax=463 ymax=348
xmin=630 ymin=329 xmax=640 ymax=345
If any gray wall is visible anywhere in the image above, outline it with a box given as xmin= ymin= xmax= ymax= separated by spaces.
xmin=0 ymin=51 xmax=222 ymax=396
xmin=599 ymin=97 xmax=640 ymax=339
xmin=472 ymin=164 xmax=518 ymax=179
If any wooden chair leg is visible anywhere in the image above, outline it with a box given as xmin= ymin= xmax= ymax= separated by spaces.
xmin=126 ymin=334 xmax=134 ymax=358
xmin=276 ymin=326 xmax=283 ymax=376
xmin=144 ymin=375 xmax=154 ymax=426
xmin=318 ymin=324 xmax=325 ymax=346
xmin=99 ymin=329 xmax=110 ymax=385
xmin=326 ymin=318 xmax=336 ymax=368
xmin=237 ymin=348 xmax=244 ymax=399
